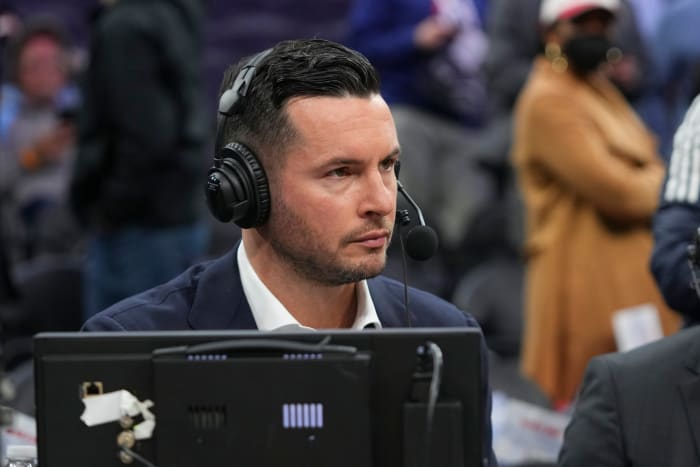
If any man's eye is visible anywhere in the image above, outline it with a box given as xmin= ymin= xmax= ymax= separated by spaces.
xmin=381 ymin=159 xmax=397 ymax=171
xmin=329 ymin=167 xmax=349 ymax=177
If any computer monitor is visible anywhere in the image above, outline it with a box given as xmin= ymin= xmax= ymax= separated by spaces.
xmin=34 ymin=328 xmax=484 ymax=467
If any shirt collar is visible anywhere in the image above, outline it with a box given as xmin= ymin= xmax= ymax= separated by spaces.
xmin=237 ymin=242 xmax=382 ymax=331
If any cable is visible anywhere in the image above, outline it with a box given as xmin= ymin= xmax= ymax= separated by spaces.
xmin=399 ymin=231 xmax=412 ymax=327
xmin=688 ymin=256 xmax=700 ymax=299
xmin=688 ymin=242 xmax=700 ymax=299
xmin=423 ymin=341 xmax=443 ymax=467
xmin=396 ymin=208 xmax=413 ymax=327
xmin=120 ymin=447 xmax=158 ymax=467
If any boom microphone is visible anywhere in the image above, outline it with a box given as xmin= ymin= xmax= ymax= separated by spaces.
xmin=397 ymin=180 xmax=439 ymax=261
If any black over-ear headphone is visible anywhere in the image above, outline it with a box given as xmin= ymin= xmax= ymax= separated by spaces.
xmin=205 ymin=49 xmax=272 ymax=228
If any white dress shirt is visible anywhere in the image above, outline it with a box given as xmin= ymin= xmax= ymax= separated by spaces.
xmin=237 ymin=242 xmax=382 ymax=331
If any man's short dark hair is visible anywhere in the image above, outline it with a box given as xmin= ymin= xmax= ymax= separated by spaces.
xmin=217 ymin=39 xmax=381 ymax=168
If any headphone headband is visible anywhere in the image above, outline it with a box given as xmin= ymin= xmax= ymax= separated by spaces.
xmin=218 ymin=48 xmax=272 ymax=117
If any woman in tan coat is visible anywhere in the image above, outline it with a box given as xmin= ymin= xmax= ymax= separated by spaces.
xmin=511 ymin=0 xmax=680 ymax=405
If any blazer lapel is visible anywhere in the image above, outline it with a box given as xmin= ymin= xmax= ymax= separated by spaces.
xmin=187 ymin=245 xmax=257 ymax=330
xmin=368 ymin=277 xmax=406 ymax=328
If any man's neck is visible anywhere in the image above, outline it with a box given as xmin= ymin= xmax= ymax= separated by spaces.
xmin=242 ymin=236 xmax=358 ymax=329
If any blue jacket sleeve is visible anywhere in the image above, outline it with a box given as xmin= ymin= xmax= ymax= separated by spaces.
xmin=651 ymin=199 xmax=700 ymax=321
xmin=81 ymin=313 xmax=128 ymax=331
xmin=650 ymin=96 xmax=700 ymax=323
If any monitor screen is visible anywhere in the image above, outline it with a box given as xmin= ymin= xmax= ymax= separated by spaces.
xmin=34 ymin=328 xmax=484 ymax=467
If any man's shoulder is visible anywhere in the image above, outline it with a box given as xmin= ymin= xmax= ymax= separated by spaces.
xmin=592 ymin=326 xmax=700 ymax=381
xmin=82 ymin=258 xmax=216 ymax=331
xmin=562 ymin=327 xmax=698 ymax=466
xmin=370 ymin=275 xmax=479 ymax=328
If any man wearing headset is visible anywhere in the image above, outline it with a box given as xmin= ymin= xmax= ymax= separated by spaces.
xmin=82 ymin=38 xmax=497 ymax=465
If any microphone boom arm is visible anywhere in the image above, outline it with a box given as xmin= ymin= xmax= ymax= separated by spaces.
xmin=397 ymin=180 xmax=427 ymax=226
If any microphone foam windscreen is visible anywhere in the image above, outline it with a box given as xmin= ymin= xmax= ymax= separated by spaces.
xmin=405 ymin=225 xmax=439 ymax=261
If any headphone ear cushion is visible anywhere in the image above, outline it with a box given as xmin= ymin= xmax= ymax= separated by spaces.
xmin=223 ymin=142 xmax=270 ymax=228
xmin=205 ymin=143 xmax=270 ymax=227
xmin=205 ymin=165 xmax=237 ymax=223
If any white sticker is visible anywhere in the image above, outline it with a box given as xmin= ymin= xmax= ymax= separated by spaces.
xmin=491 ymin=391 xmax=571 ymax=464
xmin=612 ymin=303 xmax=663 ymax=352
xmin=80 ymin=390 xmax=156 ymax=439
xmin=80 ymin=390 xmax=124 ymax=426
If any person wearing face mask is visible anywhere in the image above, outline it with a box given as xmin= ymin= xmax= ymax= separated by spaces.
xmin=511 ymin=0 xmax=681 ymax=406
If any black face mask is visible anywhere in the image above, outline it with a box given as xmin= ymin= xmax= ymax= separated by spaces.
xmin=563 ymin=34 xmax=612 ymax=75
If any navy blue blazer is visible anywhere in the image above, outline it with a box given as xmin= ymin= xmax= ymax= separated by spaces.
xmin=82 ymin=247 xmax=497 ymax=465
xmin=82 ymin=247 xmax=485 ymax=332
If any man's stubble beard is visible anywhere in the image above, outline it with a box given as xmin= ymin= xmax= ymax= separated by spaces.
xmin=263 ymin=194 xmax=393 ymax=286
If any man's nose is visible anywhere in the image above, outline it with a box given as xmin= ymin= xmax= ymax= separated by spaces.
xmin=359 ymin=171 xmax=396 ymax=218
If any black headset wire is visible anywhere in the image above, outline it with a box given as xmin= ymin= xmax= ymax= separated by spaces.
xmin=399 ymin=232 xmax=412 ymax=327
xmin=395 ymin=208 xmax=413 ymax=327
xmin=120 ymin=447 xmax=158 ymax=467
xmin=423 ymin=341 xmax=443 ymax=467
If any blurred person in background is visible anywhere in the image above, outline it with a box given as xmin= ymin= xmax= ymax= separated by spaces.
xmin=70 ymin=0 xmax=210 ymax=321
xmin=0 ymin=5 xmax=21 ymax=81
xmin=483 ymin=0 xmax=659 ymax=166
xmin=560 ymin=93 xmax=700 ymax=466
xmin=0 ymin=17 xmax=81 ymax=261
xmin=346 ymin=0 xmax=495 ymax=298
xmin=511 ymin=0 xmax=680 ymax=406
xmin=651 ymin=94 xmax=700 ymax=327
xmin=651 ymin=0 xmax=700 ymax=156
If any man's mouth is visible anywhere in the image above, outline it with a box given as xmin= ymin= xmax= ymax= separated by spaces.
xmin=352 ymin=230 xmax=390 ymax=249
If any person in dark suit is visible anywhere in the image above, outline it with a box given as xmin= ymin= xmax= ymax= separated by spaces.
xmin=559 ymin=324 xmax=700 ymax=466
xmin=82 ymin=38 xmax=497 ymax=465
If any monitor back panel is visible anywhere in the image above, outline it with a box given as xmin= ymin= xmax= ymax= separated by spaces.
xmin=34 ymin=328 xmax=483 ymax=467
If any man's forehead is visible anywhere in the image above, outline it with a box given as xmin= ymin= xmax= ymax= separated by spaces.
xmin=277 ymin=94 xmax=397 ymax=165
xmin=284 ymin=94 xmax=391 ymax=129
xmin=284 ymin=93 xmax=383 ymax=110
